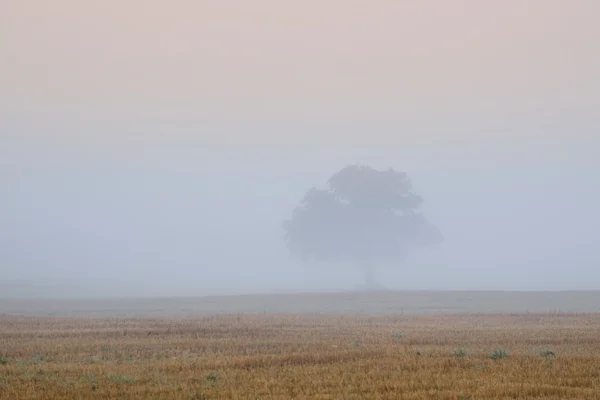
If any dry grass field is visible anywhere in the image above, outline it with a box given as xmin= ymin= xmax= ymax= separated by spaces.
xmin=1 ymin=312 xmax=600 ymax=399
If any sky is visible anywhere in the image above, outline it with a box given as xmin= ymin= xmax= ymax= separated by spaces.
xmin=1 ymin=1 xmax=599 ymax=297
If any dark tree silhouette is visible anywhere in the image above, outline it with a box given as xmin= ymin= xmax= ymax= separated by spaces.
xmin=283 ymin=164 xmax=442 ymax=289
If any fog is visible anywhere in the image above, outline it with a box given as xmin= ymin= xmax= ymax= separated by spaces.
xmin=1 ymin=1 xmax=599 ymax=298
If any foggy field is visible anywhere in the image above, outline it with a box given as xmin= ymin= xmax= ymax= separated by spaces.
xmin=1 ymin=313 xmax=600 ymax=399
xmin=3 ymin=1 xmax=600 ymax=397
xmin=2 ymin=291 xmax=600 ymax=318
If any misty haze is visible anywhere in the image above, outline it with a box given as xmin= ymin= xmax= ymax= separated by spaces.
xmin=2 ymin=1 xmax=599 ymax=300
xmin=2 ymin=2 xmax=600 ymax=399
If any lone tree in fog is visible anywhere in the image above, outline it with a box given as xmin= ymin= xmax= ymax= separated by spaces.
xmin=283 ymin=164 xmax=442 ymax=289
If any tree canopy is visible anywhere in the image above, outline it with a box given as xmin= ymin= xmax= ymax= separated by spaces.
xmin=283 ymin=164 xmax=442 ymax=286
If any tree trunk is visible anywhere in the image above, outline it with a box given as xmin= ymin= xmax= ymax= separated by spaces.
xmin=364 ymin=265 xmax=375 ymax=287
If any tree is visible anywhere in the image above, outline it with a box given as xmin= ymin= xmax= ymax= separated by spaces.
xmin=283 ymin=164 xmax=442 ymax=289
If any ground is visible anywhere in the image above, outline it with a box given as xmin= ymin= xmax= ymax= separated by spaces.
xmin=1 ymin=291 xmax=600 ymax=399
xmin=2 ymin=290 xmax=600 ymax=317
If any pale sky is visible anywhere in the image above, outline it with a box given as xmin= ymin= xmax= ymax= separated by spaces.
xmin=1 ymin=1 xmax=599 ymax=296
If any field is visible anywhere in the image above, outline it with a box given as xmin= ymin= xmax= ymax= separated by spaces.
xmin=1 ymin=292 xmax=600 ymax=399
xmin=2 ymin=291 xmax=600 ymax=317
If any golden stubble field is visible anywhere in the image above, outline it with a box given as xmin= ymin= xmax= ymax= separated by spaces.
xmin=1 ymin=313 xmax=599 ymax=399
